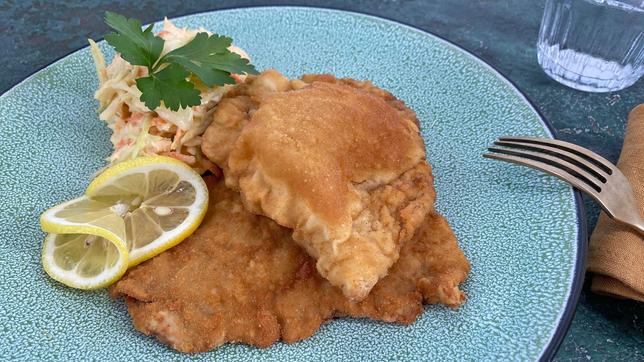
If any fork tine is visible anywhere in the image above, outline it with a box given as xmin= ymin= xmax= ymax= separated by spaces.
xmin=487 ymin=146 xmax=603 ymax=191
xmin=494 ymin=140 xmax=610 ymax=183
xmin=498 ymin=136 xmax=615 ymax=175
xmin=483 ymin=152 xmax=602 ymax=200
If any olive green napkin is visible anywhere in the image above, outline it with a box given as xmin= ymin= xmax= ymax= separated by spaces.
xmin=588 ymin=104 xmax=644 ymax=302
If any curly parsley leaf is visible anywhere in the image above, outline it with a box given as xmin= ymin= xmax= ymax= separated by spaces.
xmin=101 ymin=12 xmax=258 ymax=111
xmin=136 ymin=64 xmax=201 ymax=111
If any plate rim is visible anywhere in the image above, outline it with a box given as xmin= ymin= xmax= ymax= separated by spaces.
xmin=0 ymin=5 xmax=587 ymax=361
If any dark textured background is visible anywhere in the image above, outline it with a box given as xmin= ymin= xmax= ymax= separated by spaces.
xmin=1 ymin=0 xmax=642 ymax=360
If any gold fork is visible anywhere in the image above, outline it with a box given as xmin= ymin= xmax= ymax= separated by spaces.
xmin=484 ymin=136 xmax=644 ymax=236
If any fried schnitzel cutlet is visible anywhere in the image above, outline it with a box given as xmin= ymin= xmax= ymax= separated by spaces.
xmin=201 ymin=70 xmax=435 ymax=300
xmin=110 ymin=176 xmax=469 ymax=353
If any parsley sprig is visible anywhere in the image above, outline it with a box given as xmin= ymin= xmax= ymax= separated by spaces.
xmin=103 ymin=11 xmax=257 ymax=111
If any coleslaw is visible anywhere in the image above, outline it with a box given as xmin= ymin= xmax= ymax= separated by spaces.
xmin=89 ymin=18 xmax=250 ymax=173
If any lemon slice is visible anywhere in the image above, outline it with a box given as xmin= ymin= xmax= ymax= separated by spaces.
xmin=85 ymin=156 xmax=208 ymax=266
xmin=41 ymin=232 xmax=128 ymax=289
xmin=40 ymin=195 xmax=128 ymax=241
xmin=39 ymin=156 xmax=208 ymax=289
xmin=40 ymin=195 xmax=130 ymax=289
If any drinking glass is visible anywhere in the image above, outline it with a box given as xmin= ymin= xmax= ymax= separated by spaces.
xmin=537 ymin=0 xmax=644 ymax=92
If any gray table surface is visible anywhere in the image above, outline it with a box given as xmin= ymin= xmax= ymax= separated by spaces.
xmin=1 ymin=0 xmax=642 ymax=360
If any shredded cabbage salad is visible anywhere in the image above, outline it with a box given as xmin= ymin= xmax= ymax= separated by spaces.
xmin=89 ymin=18 xmax=250 ymax=173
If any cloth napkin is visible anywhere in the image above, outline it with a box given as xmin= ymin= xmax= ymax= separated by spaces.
xmin=588 ymin=104 xmax=644 ymax=302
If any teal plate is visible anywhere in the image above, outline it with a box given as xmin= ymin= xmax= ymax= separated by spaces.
xmin=0 ymin=7 xmax=584 ymax=361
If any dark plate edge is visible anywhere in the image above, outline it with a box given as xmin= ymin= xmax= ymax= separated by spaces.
xmin=0 ymin=5 xmax=588 ymax=361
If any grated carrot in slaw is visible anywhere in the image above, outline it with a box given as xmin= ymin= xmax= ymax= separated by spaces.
xmin=89 ymin=18 xmax=251 ymax=174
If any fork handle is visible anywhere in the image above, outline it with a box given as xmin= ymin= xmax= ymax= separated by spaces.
xmin=618 ymin=218 xmax=644 ymax=237
xmin=633 ymin=219 xmax=644 ymax=237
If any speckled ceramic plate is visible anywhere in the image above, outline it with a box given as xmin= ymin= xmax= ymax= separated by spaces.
xmin=0 ymin=6 xmax=585 ymax=361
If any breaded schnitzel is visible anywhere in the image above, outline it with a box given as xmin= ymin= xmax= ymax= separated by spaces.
xmin=201 ymin=70 xmax=435 ymax=300
xmin=110 ymin=176 xmax=469 ymax=353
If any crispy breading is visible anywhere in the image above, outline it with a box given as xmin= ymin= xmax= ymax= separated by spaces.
xmin=201 ymin=70 xmax=435 ymax=300
xmin=110 ymin=177 xmax=469 ymax=353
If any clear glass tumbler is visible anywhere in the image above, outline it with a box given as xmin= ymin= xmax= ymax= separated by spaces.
xmin=537 ymin=0 xmax=644 ymax=92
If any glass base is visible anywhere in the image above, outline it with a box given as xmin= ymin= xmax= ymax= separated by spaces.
xmin=537 ymin=45 xmax=641 ymax=93
xmin=540 ymin=70 xmax=638 ymax=93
